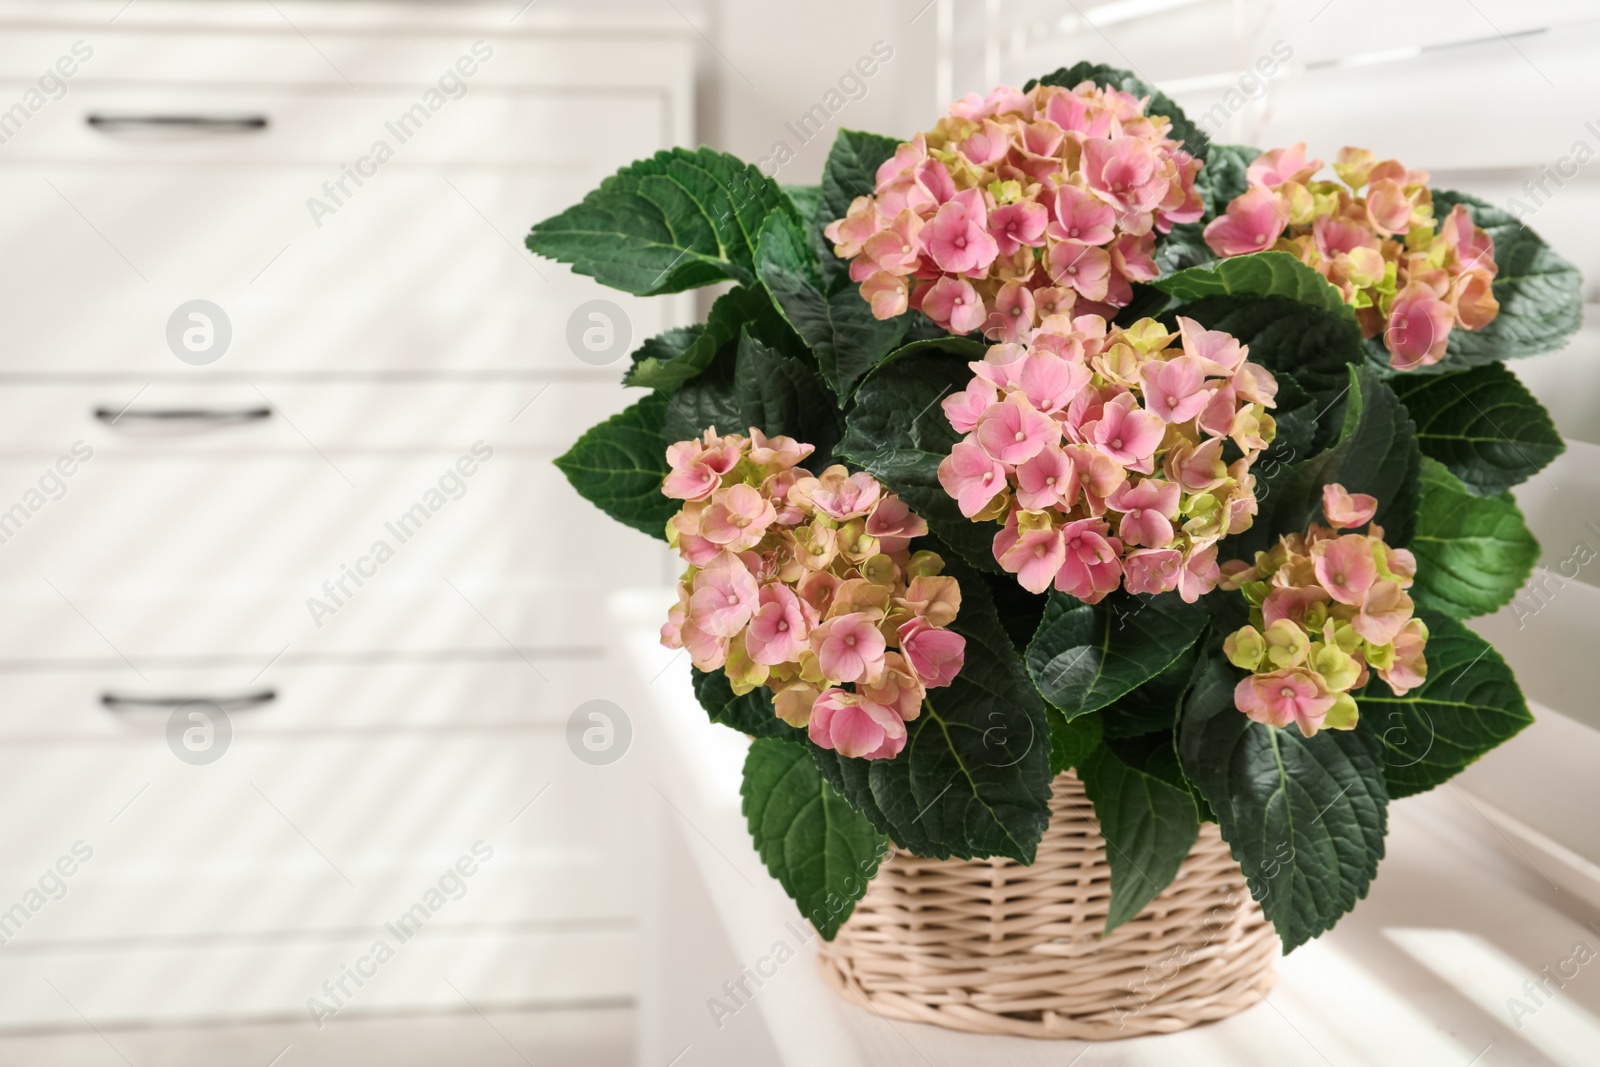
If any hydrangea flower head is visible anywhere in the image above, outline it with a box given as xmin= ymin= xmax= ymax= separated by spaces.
xmin=1219 ymin=483 xmax=1428 ymax=737
xmin=936 ymin=314 xmax=1277 ymax=603
xmin=660 ymin=430 xmax=966 ymax=761
xmin=1203 ymin=143 xmax=1499 ymax=371
xmin=823 ymin=80 xmax=1202 ymax=339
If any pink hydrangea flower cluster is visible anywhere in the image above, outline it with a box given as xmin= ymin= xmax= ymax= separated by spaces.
xmin=935 ymin=313 xmax=1278 ymax=603
xmin=659 ymin=428 xmax=968 ymax=761
xmin=822 ymin=81 xmax=1202 ymax=341
xmin=1218 ymin=484 xmax=1429 ymax=738
xmin=1203 ymin=144 xmax=1499 ymax=371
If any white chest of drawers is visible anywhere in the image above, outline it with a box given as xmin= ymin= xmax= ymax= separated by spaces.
xmin=0 ymin=0 xmax=690 ymax=1028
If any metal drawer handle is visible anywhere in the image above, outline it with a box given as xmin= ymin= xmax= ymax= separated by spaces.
xmin=102 ymin=690 xmax=277 ymax=711
xmin=87 ymin=113 xmax=269 ymax=131
xmin=94 ymin=406 xmax=271 ymax=425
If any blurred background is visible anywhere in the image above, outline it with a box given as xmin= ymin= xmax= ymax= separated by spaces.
xmin=0 ymin=1 xmax=1595 ymax=1064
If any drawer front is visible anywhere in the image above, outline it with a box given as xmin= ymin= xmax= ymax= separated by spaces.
xmin=0 ymin=22 xmax=693 ymax=93
xmin=0 ymin=379 xmax=635 ymax=455
xmin=0 ymin=453 xmax=670 ymax=659
xmin=0 ymin=731 xmax=636 ymax=940
xmin=0 ymin=655 xmax=622 ymax=739
xmin=0 ymin=29 xmax=687 ymax=379
xmin=0 ymin=85 xmax=662 ymax=166
xmin=0 ymin=165 xmax=678 ymax=374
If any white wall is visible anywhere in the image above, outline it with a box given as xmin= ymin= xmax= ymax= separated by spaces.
xmin=548 ymin=0 xmax=942 ymax=186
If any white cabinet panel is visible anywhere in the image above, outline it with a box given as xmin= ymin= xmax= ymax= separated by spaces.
xmin=0 ymin=379 xmax=635 ymax=455
xmin=0 ymin=166 xmax=675 ymax=374
xmin=0 ymin=2 xmax=690 ymax=1029
xmin=0 ymin=450 xmax=630 ymax=587
xmin=0 ymin=730 xmax=637 ymax=940
xmin=0 ymin=12 xmax=692 ymax=96
xmin=0 ymin=86 xmax=662 ymax=167
xmin=0 ymin=453 xmax=668 ymax=658
xmin=0 ymin=454 xmax=668 ymax=662
xmin=0 ymin=583 xmax=640 ymax=665
xmin=0 ymin=656 xmax=618 ymax=739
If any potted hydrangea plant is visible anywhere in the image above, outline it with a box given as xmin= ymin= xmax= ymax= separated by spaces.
xmin=530 ymin=63 xmax=1581 ymax=1038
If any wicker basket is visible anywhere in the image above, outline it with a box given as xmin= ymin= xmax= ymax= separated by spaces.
xmin=817 ymin=771 xmax=1279 ymax=1039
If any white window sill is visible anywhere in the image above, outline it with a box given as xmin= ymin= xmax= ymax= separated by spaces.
xmin=616 ymin=590 xmax=1600 ymax=1067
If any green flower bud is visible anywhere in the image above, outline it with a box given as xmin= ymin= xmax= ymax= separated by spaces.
xmin=1323 ymin=692 xmax=1359 ymax=731
xmin=1312 ymin=643 xmax=1361 ymax=692
xmin=1224 ymin=626 xmax=1266 ymax=671
xmin=1264 ymin=619 xmax=1310 ymax=669
xmin=1364 ymin=640 xmax=1396 ymax=671
xmin=861 ymin=554 xmax=898 ymax=586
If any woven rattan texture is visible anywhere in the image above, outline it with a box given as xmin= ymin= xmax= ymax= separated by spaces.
xmin=818 ymin=771 xmax=1280 ymax=1039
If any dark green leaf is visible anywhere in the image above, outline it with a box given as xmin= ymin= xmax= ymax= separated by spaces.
xmin=742 ymin=738 xmax=889 ymax=939
xmin=625 ymin=326 xmax=707 ymax=391
xmin=1360 ymin=610 xmax=1534 ymax=798
xmin=1239 ymin=365 xmax=1421 ymax=556
xmin=901 ymin=311 xmax=969 ymax=344
xmin=817 ymin=128 xmax=900 ymax=286
xmin=626 ymin=285 xmax=803 ymax=392
xmin=1411 ymin=458 xmax=1539 ymax=619
xmin=809 ymin=554 xmax=1052 ymax=862
xmin=735 ymin=332 xmax=846 ymax=462
xmin=981 ymin=570 xmax=1050 ymax=652
xmin=553 ymin=393 xmax=674 ymax=540
xmin=1113 ymin=283 xmax=1176 ymax=326
xmin=1166 ymin=295 xmax=1364 ymax=414
xmin=819 ymin=129 xmax=899 ymax=227
xmin=1156 ymin=143 xmax=1259 ymax=274
xmin=871 ymin=335 xmax=990 ymax=371
xmin=1026 ymin=62 xmax=1209 ymax=161
xmin=784 ymin=182 xmax=838 ymax=270
xmin=1025 ymin=591 xmax=1208 ymax=721
xmin=836 ymin=353 xmax=1001 ymax=573
xmin=1252 ymin=370 xmax=1318 ymax=483
xmin=1202 ymin=582 xmax=1252 ymax=642
xmin=1156 ymin=226 xmax=1215 ymax=276
xmin=664 ymin=351 xmax=739 ymax=446
xmin=1101 ymin=643 xmax=1199 ymax=738
xmin=692 ymin=667 xmax=805 ymax=742
xmin=1154 ymin=252 xmax=1354 ymax=322
xmin=528 ymin=147 xmax=795 ymax=295
xmin=784 ymin=183 xmax=822 ymax=229
xmin=1048 ymin=708 xmax=1102 ymax=775
xmin=1080 ymin=740 xmax=1200 ymax=933
xmin=756 ymin=212 xmax=908 ymax=400
xmin=1389 ymin=362 xmax=1565 ymax=496
xmin=1195 ymin=143 xmax=1258 ymax=217
xmin=1179 ymin=659 xmax=1389 ymax=951
xmin=1105 ymin=730 xmax=1190 ymax=789
xmin=731 ymin=282 xmax=812 ymax=360
xmin=1273 ymin=371 xmax=1322 ymax=451
xmin=666 ymin=330 xmax=844 ymax=468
